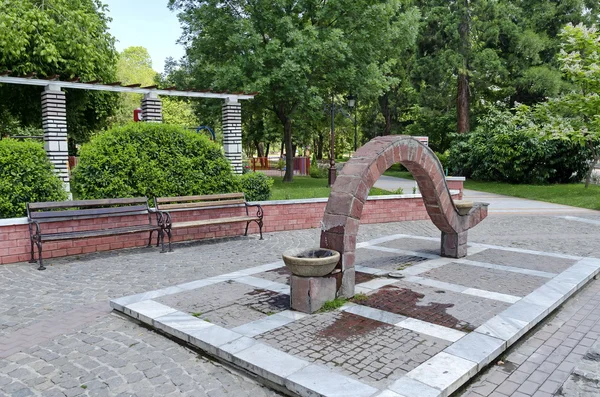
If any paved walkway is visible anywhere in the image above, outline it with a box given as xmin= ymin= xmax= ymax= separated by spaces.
xmin=1 ymin=213 xmax=600 ymax=396
xmin=374 ymin=176 xmax=596 ymax=215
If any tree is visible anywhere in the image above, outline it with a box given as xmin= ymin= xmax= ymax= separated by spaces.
xmin=168 ymin=0 xmax=419 ymax=182
xmin=0 ymin=0 xmax=118 ymax=145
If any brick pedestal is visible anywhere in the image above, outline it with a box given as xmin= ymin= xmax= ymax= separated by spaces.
xmin=222 ymin=98 xmax=243 ymax=174
xmin=41 ymin=86 xmax=70 ymax=195
xmin=290 ymin=274 xmax=337 ymax=314
xmin=141 ymin=93 xmax=162 ymax=122
xmin=441 ymin=231 xmax=468 ymax=258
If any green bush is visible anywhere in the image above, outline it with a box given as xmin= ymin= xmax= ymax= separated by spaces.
xmin=237 ymin=172 xmax=274 ymax=201
xmin=72 ymin=123 xmax=239 ymax=201
xmin=0 ymin=139 xmax=67 ymax=218
xmin=448 ymin=108 xmax=592 ymax=184
xmin=309 ymin=162 xmax=328 ymax=179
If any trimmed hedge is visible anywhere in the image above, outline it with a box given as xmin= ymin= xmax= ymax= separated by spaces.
xmin=0 ymin=139 xmax=67 ymax=218
xmin=448 ymin=110 xmax=592 ymax=184
xmin=72 ymin=123 xmax=240 ymax=201
xmin=238 ymin=172 xmax=274 ymax=201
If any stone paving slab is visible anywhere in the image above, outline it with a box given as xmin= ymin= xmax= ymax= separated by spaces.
xmin=465 ymin=248 xmax=577 ymax=274
xmin=421 ymin=263 xmax=548 ymax=297
xmin=111 ymin=233 xmax=600 ymax=397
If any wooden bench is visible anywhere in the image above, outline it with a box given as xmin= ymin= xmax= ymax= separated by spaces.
xmin=27 ymin=198 xmax=165 ymax=270
xmin=155 ymin=193 xmax=264 ymax=252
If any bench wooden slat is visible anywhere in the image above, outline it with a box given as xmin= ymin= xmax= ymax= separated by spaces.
xmin=30 ymin=205 xmax=149 ymax=220
xmin=40 ymin=224 xmax=159 ymax=241
xmin=156 ymin=193 xmax=244 ymax=204
xmin=170 ymin=216 xmax=259 ymax=229
xmin=158 ymin=199 xmax=246 ymax=210
xmin=29 ymin=197 xmax=148 ymax=210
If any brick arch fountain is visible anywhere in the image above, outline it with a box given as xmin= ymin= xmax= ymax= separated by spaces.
xmin=320 ymin=135 xmax=489 ymax=298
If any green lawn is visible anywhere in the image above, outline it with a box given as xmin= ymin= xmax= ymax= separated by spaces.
xmin=270 ymin=176 xmax=394 ymax=200
xmin=463 ymin=180 xmax=600 ymax=210
xmin=383 ymin=164 xmax=414 ymax=180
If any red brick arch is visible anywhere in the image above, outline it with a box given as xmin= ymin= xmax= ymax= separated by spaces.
xmin=320 ymin=136 xmax=489 ymax=297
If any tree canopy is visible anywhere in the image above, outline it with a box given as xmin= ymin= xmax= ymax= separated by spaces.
xmin=0 ymin=0 xmax=118 ymax=145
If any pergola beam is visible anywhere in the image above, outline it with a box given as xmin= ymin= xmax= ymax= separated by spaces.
xmin=0 ymin=76 xmax=256 ymax=100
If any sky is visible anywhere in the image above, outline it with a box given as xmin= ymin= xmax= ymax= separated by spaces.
xmin=102 ymin=0 xmax=186 ymax=73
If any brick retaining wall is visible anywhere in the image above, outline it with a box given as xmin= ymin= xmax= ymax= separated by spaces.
xmin=0 ymin=189 xmax=462 ymax=266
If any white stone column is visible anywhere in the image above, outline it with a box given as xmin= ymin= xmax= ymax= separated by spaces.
xmin=141 ymin=92 xmax=162 ymax=122
xmin=41 ymin=85 xmax=70 ymax=195
xmin=222 ymin=97 xmax=242 ymax=174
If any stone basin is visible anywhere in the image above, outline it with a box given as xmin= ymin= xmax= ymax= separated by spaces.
xmin=454 ymin=200 xmax=474 ymax=216
xmin=282 ymin=248 xmax=340 ymax=277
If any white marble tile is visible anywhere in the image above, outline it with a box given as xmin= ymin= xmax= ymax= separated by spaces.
xmin=111 ymin=287 xmax=186 ymax=311
xmin=374 ymin=391 xmax=404 ymax=397
xmin=124 ymin=300 xmax=178 ymax=325
xmin=363 ymin=245 xmax=440 ymax=259
xmin=355 ymin=265 xmax=386 ymax=275
xmin=396 ymin=318 xmax=466 ymax=343
xmin=238 ymin=261 xmax=285 ymax=275
xmin=342 ymin=304 xmax=406 ymax=325
xmin=285 ymin=364 xmax=378 ymax=397
xmin=176 ymin=278 xmax=222 ymax=291
xmin=501 ymin=300 xmax=548 ymax=326
xmin=153 ymin=311 xmax=214 ymax=341
xmin=356 ymin=278 xmax=398 ymax=290
xmin=444 ymin=332 xmax=506 ymax=370
xmin=475 ymin=315 xmax=528 ymax=344
xmin=455 ymin=259 xmax=556 ymax=279
xmin=462 ymin=288 xmax=521 ymax=304
xmin=276 ymin=310 xmax=308 ymax=321
xmin=187 ymin=325 xmax=243 ymax=355
xmin=388 ymin=376 xmax=441 ymax=397
xmin=406 ymin=352 xmax=477 ymax=395
xmin=354 ymin=286 xmax=374 ymax=295
xmin=217 ymin=336 xmax=257 ymax=361
xmin=403 ymin=276 xmax=467 ymax=293
xmin=522 ymin=285 xmax=567 ymax=309
xmin=468 ymin=243 xmax=582 ymax=260
xmin=232 ymin=343 xmax=310 ymax=386
xmin=356 ymin=234 xmax=408 ymax=248
xmin=232 ymin=314 xmax=293 ymax=337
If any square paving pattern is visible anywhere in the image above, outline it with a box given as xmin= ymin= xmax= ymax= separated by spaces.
xmin=111 ymin=233 xmax=600 ymax=397
xmin=156 ymin=281 xmax=289 ymax=329
xmin=256 ymin=311 xmax=450 ymax=388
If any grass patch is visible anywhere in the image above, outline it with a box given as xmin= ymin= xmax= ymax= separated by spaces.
xmin=318 ymin=297 xmax=348 ymax=312
xmin=270 ymin=176 xmax=394 ymax=200
xmin=191 ymin=312 xmax=202 ymax=318
xmin=383 ymin=164 xmax=414 ymax=180
xmin=351 ymin=293 xmax=369 ymax=303
xmin=464 ymin=180 xmax=600 ymax=210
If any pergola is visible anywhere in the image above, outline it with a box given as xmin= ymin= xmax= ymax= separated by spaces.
xmin=0 ymin=75 xmax=256 ymax=195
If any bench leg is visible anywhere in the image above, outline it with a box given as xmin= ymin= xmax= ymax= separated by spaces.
xmin=35 ymin=240 xmax=45 ymax=271
xmin=167 ymin=229 xmax=173 ymax=252
xmin=29 ymin=238 xmax=37 ymax=264
xmin=257 ymin=220 xmax=264 ymax=240
xmin=244 ymin=222 xmax=250 ymax=237
xmin=147 ymin=230 xmax=155 ymax=248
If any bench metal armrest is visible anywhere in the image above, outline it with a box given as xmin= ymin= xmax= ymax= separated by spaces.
xmin=244 ymin=202 xmax=264 ymax=219
xmin=28 ymin=220 xmax=41 ymax=240
xmin=155 ymin=210 xmax=172 ymax=229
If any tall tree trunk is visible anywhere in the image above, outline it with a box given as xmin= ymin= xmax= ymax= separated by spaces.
xmin=316 ymin=132 xmax=324 ymax=160
xmin=265 ymin=142 xmax=270 ymax=157
xmin=457 ymin=0 xmax=471 ymax=134
xmin=283 ymin=117 xmax=294 ymax=182
xmin=379 ymin=93 xmax=392 ymax=136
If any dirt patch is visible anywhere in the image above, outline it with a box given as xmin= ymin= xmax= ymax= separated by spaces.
xmin=361 ymin=285 xmax=473 ymax=331
xmin=318 ymin=312 xmax=390 ymax=341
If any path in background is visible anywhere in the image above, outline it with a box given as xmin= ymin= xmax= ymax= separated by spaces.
xmin=374 ymin=175 xmax=595 ymax=215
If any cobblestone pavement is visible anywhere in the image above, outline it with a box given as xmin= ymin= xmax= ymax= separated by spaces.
xmin=421 ymin=263 xmax=548 ymax=297
xmin=156 ymin=281 xmax=289 ymax=328
xmin=459 ymin=275 xmax=600 ymax=397
xmin=256 ymin=311 xmax=450 ymax=389
xmin=2 ymin=214 xmax=600 ymax=396
xmin=361 ymin=281 xmax=510 ymax=331
xmin=354 ymin=250 xmax=430 ymax=272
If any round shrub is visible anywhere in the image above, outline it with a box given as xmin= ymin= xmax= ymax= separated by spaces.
xmin=0 ymin=139 xmax=67 ymax=218
xmin=72 ymin=123 xmax=239 ymax=201
xmin=237 ymin=172 xmax=274 ymax=201
xmin=448 ymin=109 xmax=591 ymax=184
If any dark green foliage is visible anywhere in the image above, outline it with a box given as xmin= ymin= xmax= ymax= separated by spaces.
xmin=72 ymin=123 xmax=239 ymax=201
xmin=237 ymin=172 xmax=273 ymax=201
xmin=309 ymin=162 xmax=327 ymax=179
xmin=448 ymin=109 xmax=592 ymax=184
xmin=0 ymin=139 xmax=67 ymax=218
